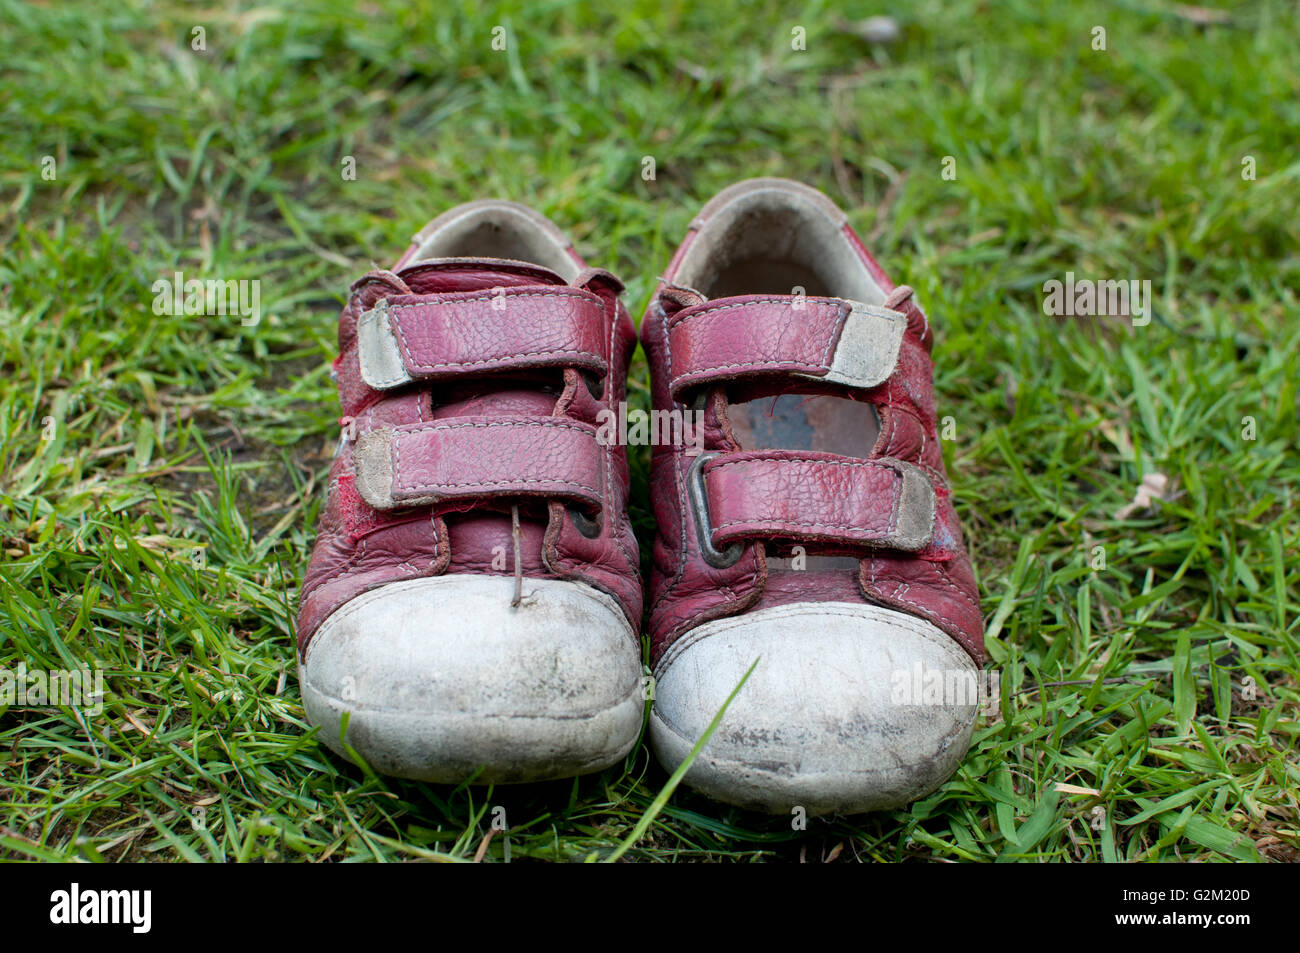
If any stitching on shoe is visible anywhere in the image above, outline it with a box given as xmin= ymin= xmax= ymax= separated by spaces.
xmin=665 ymin=297 xmax=837 ymax=330
xmin=650 ymin=298 xmax=691 ymax=618
xmin=394 ymin=419 xmax=596 ymax=437
xmin=605 ymin=297 xmax=639 ymax=572
xmin=707 ymin=455 xmax=900 ymax=472
xmin=934 ymin=560 xmax=983 ymax=614
xmin=670 ymin=358 xmax=827 ymax=389
xmin=888 ymin=592 xmax=971 ymax=636
xmin=666 ymin=298 xmax=850 ymax=389
xmin=389 ymin=289 xmax=602 ymax=313
xmin=300 ymin=535 xmax=370 ymax=606
xmin=714 ymin=518 xmax=891 ymax=534
xmin=385 ymin=290 xmax=606 ymax=372
xmin=392 ymin=421 xmax=599 ymax=493
xmin=706 ymin=456 xmax=904 ymax=534
xmin=401 ymin=347 xmax=604 ymax=371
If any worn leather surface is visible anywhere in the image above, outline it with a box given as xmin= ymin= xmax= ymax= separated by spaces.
xmin=666 ymin=295 xmax=903 ymax=399
xmin=355 ymin=286 xmax=609 ymax=389
xmin=668 ymin=296 xmax=851 ymax=396
xmin=642 ymin=210 xmax=986 ymax=665
xmin=355 ymin=416 xmax=607 ymax=512
xmin=701 ymin=451 xmax=935 ymax=552
xmin=297 ymin=230 xmax=640 ymax=657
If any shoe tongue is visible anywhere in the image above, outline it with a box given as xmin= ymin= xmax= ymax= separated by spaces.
xmin=395 ymin=256 xmax=570 ymax=295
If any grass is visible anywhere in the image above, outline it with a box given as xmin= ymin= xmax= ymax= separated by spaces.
xmin=0 ymin=0 xmax=1297 ymax=862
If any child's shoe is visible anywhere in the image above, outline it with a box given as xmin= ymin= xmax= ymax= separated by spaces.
xmin=297 ymin=200 xmax=644 ymax=783
xmin=641 ymin=179 xmax=985 ymax=814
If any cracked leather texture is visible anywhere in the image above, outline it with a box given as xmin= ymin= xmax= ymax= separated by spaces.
xmin=666 ymin=294 xmax=903 ymax=399
xmin=362 ymin=286 xmax=610 ymax=386
xmin=701 ymin=451 xmax=934 ymax=552
xmin=371 ymin=416 xmax=606 ymax=510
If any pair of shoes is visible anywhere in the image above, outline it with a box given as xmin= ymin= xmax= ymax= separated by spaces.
xmin=295 ymin=179 xmax=986 ymax=815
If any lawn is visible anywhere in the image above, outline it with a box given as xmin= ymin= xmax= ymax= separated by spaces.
xmin=0 ymin=0 xmax=1297 ymax=862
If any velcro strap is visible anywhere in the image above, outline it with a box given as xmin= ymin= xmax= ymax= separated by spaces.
xmin=355 ymin=287 xmax=608 ymax=389
xmin=700 ymin=451 xmax=934 ymax=551
xmin=667 ymin=295 xmax=905 ymax=401
xmin=352 ymin=416 xmax=604 ymax=512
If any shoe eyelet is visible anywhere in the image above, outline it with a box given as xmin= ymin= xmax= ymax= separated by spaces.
xmin=687 ymin=452 xmax=744 ymax=569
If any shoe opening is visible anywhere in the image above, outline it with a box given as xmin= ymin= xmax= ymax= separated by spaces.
xmin=673 ymin=180 xmax=888 ymax=304
xmin=407 ymin=201 xmax=581 ymax=282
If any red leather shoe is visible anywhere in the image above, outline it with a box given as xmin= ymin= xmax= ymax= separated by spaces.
xmin=641 ymin=179 xmax=986 ymax=814
xmin=297 ymin=200 xmax=643 ymax=783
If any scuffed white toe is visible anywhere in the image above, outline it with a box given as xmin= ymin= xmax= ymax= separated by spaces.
xmin=300 ymin=575 xmax=643 ymax=783
xmin=650 ymin=602 xmax=979 ymax=815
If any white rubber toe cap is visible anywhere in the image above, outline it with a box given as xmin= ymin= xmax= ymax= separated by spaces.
xmin=650 ymin=602 xmax=978 ymax=815
xmin=300 ymin=575 xmax=643 ymax=783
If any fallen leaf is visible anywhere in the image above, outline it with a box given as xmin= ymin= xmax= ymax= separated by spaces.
xmin=1114 ymin=471 xmax=1172 ymax=519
